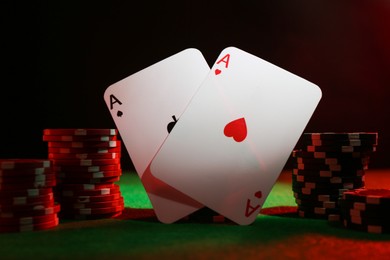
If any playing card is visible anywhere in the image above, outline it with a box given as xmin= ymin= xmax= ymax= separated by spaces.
xmin=150 ymin=47 xmax=322 ymax=225
xmin=104 ymin=49 xmax=209 ymax=223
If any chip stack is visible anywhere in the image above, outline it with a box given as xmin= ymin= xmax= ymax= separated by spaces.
xmin=43 ymin=129 xmax=124 ymax=219
xmin=0 ymin=159 xmax=60 ymax=233
xmin=291 ymin=132 xmax=378 ymax=220
xmin=338 ymin=188 xmax=390 ymax=234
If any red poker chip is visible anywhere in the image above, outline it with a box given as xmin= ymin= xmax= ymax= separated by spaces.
xmin=53 ymin=164 xmax=121 ymax=173
xmin=0 ymin=193 xmax=54 ymax=206
xmin=56 ymin=170 xmax=122 ymax=179
xmin=52 ymin=158 xmax=120 ymax=166
xmin=0 ymin=159 xmax=50 ymax=170
xmin=48 ymin=147 xmax=121 ymax=154
xmin=60 ymin=210 xmax=122 ymax=220
xmin=58 ymin=192 xmax=122 ymax=203
xmin=48 ymin=152 xmax=121 ymax=160
xmin=60 ymin=196 xmax=124 ymax=210
xmin=0 ymin=179 xmax=57 ymax=190
xmin=0 ymin=167 xmax=52 ymax=177
xmin=60 ymin=184 xmax=120 ymax=197
xmin=0 ymin=188 xmax=53 ymax=198
xmin=0 ymin=204 xmax=61 ymax=218
xmin=0 ymin=201 xmax=57 ymax=212
xmin=57 ymin=176 xmax=121 ymax=184
xmin=43 ymin=135 xmax=118 ymax=142
xmin=47 ymin=140 xmax=121 ymax=149
xmin=65 ymin=204 xmax=124 ymax=215
xmin=0 ymin=173 xmax=56 ymax=184
xmin=0 ymin=212 xmax=58 ymax=226
xmin=43 ymin=129 xmax=118 ymax=136
xmin=58 ymin=183 xmax=116 ymax=191
xmin=0 ymin=217 xmax=59 ymax=233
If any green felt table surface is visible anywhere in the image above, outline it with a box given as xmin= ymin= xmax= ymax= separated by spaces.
xmin=1 ymin=169 xmax=390 ymax=259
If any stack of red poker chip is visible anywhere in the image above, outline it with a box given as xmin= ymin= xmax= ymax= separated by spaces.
xmin=291 ymin=132 xmax=378 ymax=220
xmin=0 ymin=159 xmax=60 ymax=233
xmin=43 ymin=129 xmax=124 ymax=219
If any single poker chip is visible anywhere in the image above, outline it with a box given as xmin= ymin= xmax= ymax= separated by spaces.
xmin=53 ymin=164 xmax=120 ymax=173
xmin=60 ymin=196 xmax=124 ymax=210
xmin=0 ymin=188 xmax=53 ymax=198
xmin=0 ymin=180 xmax=57 ymax=190
xmin=341 ymin=189 xmax=390 ymax=206
xmin=58 ymin=183 xmax=116 ymax=191
xmin=0 ymin=213 xmax=58 ymax=226
xmin=0 ymin=193 xmax=54 ymax=206
xmin=56 ymin=170 xmax=122 ymax=179
xmin=302 ymin=132 xmax=378 ymax=141
xmin=292 ymin=186 xmax=352 ymax=196
xmin=0 ymin=167 xmax=52 ymax=177
xmin=298 ymin=205 xmax=340 ymax=215
xmin=0 ymin=173 xmax=56 ymax=184
xmin=292 ymin=179 xmax=365 ymax=190
xmin=342 ymin=219 xmax=390 ymax=234
xmin=48 ymin=147 xmax=121 ymax=155
xmin=0 ymin=217 xmax=59 ymax=233
xmin=0 ymin=159 xmax=50 ymax=170
xmin=43 ymin=135 xmax=118 ymax=142
xmin=57 ymin=192 xmax=122 ymax=203
xmin=0 ymin=204 xmax=61 ymax=218
xmin=292 ymin=173 xmax=364 ymax=184
xmin=63 ymin=204 xmax=124 ymax=215
xmin=52 ymin=158 xmax=120 ymax=166
xmin=292 ymin=162 xmax=368 ymax=171
xmin=43 ymin=129 xmax=118 ymax=136
xmin=57 ymin=176 xmax=121 ymax=184
xmin=293 ymin=192 xmax=340 ymax=202
xmin=0 ymin=175 xmax=56 ymax=186
xmin=59 ymin=210 xmax=122 ymax=220
xmin=292 ymin=150 xmax=370 ymax=159
xmin=60 ymin=184 xmax=120 ymax=197
xmin=292 ymin=156 xmax=370 ymax=165
xmin=297 ymin=207 xmax=340 ymax=219
xmin=48 ymin=152 xmax=121 ymax=160
xmin=304 ymin=145 xmax=377 ymax=153
xmin=295 ymin=198 xmax=337 ymax=209
xmin=292 ymin=168 xmax=365 ymax=178
xmin=0 ymin=201 xmax=56 ymax=212
xmin=47 ymin=140 xmax=121 ymax=149
xmin=327 ymin=214 xmax=342 ymax=222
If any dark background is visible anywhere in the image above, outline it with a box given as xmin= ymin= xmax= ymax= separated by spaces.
xmin=2 ymin=1 xmax=389 ymax=170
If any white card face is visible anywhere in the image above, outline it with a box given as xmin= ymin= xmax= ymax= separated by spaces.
xmin=150 ymin=47 xmax=322 ymax=225
xmin=104 ymin=49 xmax=209 ymax=223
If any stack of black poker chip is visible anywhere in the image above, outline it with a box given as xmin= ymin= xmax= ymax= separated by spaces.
xmin=338 ymin=188 xmax=390 ymax=234
xmin=291 ymin=132 xmax=378 ymax=220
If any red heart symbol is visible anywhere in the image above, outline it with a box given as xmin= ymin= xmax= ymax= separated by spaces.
xmin=214 ymin=69 xmax=221 ymax=75
xmin=224 ymin=117 xmax=247 ymax=142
